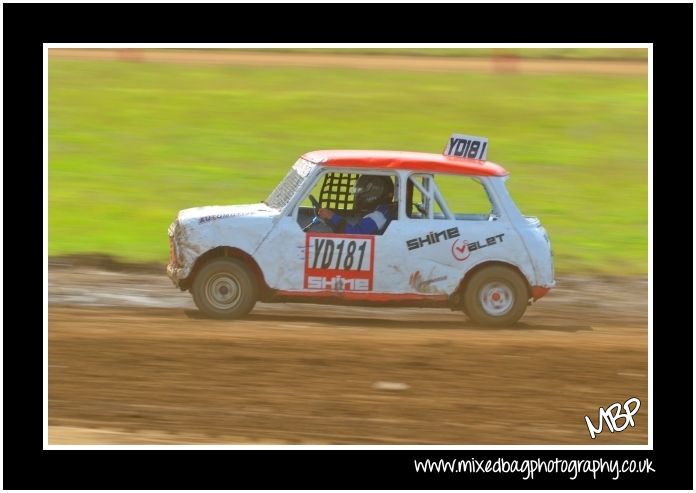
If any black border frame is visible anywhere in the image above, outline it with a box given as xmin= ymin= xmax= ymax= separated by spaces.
xmin=6 ymin=2 xmax=692 ymax=489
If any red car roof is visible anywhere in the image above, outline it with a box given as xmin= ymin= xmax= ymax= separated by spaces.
xmin=302 ymin=150 xmax=508 ymax=176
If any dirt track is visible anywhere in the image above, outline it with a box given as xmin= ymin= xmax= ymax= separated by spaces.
xmin=48 ymin=266 xmax=648 ymax=445
xmin=48 ymin=49 xmax=647 ymax=76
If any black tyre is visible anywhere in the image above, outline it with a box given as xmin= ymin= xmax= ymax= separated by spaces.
xmin=463 ymin=266 xmax=528 ymax=326
xmin=191 ymin=258 xmax=258 ymax=319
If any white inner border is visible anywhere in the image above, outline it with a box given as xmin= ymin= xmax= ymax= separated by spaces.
xmin=43 ymin=43 xmax=652 ymax=451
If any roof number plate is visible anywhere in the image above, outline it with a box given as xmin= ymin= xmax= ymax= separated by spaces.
xmin=444 ymin=133 xmax=488 ymax=160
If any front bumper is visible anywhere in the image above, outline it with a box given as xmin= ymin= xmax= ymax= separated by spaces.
xmin=167 ymin=221 xmax=187 ymax=287
xmin=167 ymin=263 xmax=183 ymax=287
xmin=531 ymin=285 xmax=551 ymax=300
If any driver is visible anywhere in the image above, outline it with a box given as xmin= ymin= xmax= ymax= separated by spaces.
xmin=318 ymin=175 xmax=396 ymax=235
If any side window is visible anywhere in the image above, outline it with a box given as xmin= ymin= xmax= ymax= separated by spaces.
xmin=297 ymin=171 xmax=399 ymax=234
xmin=434 ymin=175 xmax=495 ymax=220
xmin=406 ymin=174 xmax=452 ymax=219
xmin=407 ymin=173 xmax=494 ymax=220
xmin=296 ymin=173 xmax=347 ymax=232
xmin=299 ymin=172 xmax=360 ymax=213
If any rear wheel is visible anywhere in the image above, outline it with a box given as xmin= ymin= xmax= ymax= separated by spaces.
xmin=192 ymin=258 xmax=258 ymax=319
xmin=463 ymin=266 xmax=528 ymax=326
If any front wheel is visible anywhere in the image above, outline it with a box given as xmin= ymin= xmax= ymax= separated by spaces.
xmin=192 ymin=258 xmax=258 ymax=319
xmin=463 ymin=266 xmax=528 ymax=326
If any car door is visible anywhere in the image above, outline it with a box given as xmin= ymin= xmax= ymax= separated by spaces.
xmin=381 ymin=173 xmax=513 ymax=297
xmin=368 ymin=173 xmax=460 ymax=296
xmin=256 ymin=169 xmax=376 ymax=293
xmin=260 ymin=169 xmax=407 ymax=295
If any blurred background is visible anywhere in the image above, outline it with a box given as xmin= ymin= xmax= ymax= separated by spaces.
xmin=47 ymin=48 xmax=649 ymax=445
xmin=48 ymin=47 xmax=648 ymax=275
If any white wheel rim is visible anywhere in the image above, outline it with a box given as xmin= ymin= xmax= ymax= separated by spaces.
xmin=479 ymin=281 xmax=514 ymax=316
xmin=205 ymin=273 xmax=241 ymax=310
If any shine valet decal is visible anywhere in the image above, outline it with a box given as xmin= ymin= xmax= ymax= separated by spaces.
xmin=451 ymin=234 xmax=505 ymax=261
xmin=406 ymin=227 xmax=460 ymax=251
xmin=304 ymin=233 xmax=375 ymax=291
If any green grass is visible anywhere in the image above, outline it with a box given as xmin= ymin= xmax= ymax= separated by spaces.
xmin=49 ymin=58 xmax=648 ymax=275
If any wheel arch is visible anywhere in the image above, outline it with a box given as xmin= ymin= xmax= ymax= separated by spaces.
xmin=454 ymin=260 xmax=531 ymax=303
xmin=181 ymin=246 xmax=270 ymax=295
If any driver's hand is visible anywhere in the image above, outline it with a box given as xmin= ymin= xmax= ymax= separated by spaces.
xmin=318 ymin=208 xmax=334 ymax=220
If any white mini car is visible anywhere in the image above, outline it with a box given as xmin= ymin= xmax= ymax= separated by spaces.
xmin=167 ymin=134 xmax=555 ymax=326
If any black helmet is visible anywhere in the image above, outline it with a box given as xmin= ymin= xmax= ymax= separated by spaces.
xmin=353 ymin=175 xmax=394 ymax=211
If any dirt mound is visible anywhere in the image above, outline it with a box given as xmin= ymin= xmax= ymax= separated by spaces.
xmin=49 ymin=49 xmax=647 ymax=76
xmin=50 ymin=254 xmax=164 ymax=274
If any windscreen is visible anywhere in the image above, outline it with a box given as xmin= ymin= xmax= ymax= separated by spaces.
xmin=264 ymin=158 xmax=316 ymax=210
